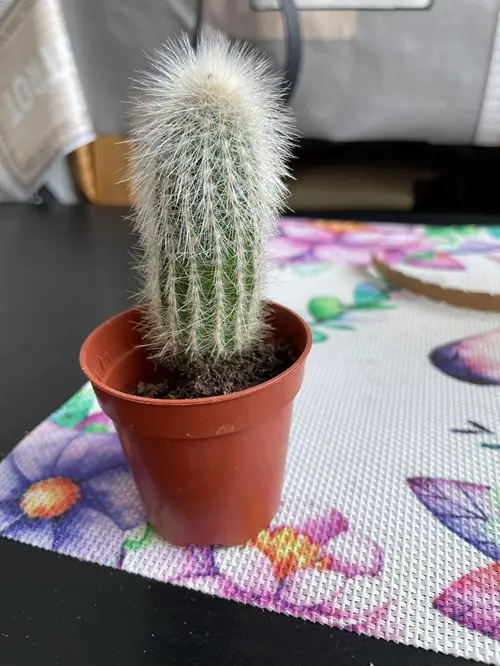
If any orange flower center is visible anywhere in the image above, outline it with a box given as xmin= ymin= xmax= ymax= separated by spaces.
xmin=314 ymin=220 xmax=370 ymax=234
xmin=253 ymin=527 xmax=331 ymax=581
xmin=21 ymin=477 xmax=80 ymax=519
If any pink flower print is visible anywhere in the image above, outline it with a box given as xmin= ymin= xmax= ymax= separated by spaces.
xmin=213 ymin=509 xmax=389 ymax=633
xmin=271 ymin=220 xmax=430 ymax=268
xmin=434 ymin=563 xmax=500 ymax=640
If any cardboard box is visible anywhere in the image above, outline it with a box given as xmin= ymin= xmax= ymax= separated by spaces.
xmin=72 ymin=136 xmax=131 ymax=206
xmin=72 ymin=136 xmax=425 ymax=211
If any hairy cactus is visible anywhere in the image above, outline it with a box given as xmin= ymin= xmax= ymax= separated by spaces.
xmin=129 ymin=34 xmax=295 ymax=364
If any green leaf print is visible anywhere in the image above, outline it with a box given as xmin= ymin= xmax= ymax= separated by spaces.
xmin=50 ymin=385 xmax=95 ymax=429
xmin=308 ymin=296 xmax=344 ymax=321
xmin=482 ymin=487 xmax=500 ymax=545
xmin=311 ymin=329 xmax=328 ymax=343
xmin=123 ymin=523 xmax=154 ymax=552
xmin=424 ymin=225 xmax=477 ymax=246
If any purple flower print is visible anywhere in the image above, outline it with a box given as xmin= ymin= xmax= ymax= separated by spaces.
xmin=408 ymin=478 xmax=500 ymax=561
xmin=409 ymin=478 xmax=500 ymax=639
xmin=122 ymin=532 xmax=219 ymax=581
xmin=0 ymin=421 xmax=145 ymax=564
xmin=270 ymin=220 xmax=430 ymax=268
xmin=430 ymin=329 xmax=500 ymax=385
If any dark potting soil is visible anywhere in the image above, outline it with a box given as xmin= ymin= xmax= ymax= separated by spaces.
xmin=135 ymin=342 xmax=295 ymax=400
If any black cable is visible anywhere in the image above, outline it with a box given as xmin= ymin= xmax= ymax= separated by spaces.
xmin=279 ymin=0 xmax=301 ymax=103
xmin=192 ymin=0 xmax=203 ymax=50
xmin=192 ymin=0 xmax=302 ymax=103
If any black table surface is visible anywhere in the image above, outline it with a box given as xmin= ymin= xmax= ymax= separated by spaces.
xmin=1 ymin=203 xmax=492 ymax=666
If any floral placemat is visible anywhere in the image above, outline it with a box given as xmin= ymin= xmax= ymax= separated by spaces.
xmin=2 ymin=219 xmax=500 ymax=663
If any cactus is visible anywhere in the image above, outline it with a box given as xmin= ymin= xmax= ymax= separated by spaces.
xmin=129 ymin=34 xmax=295 ymax=364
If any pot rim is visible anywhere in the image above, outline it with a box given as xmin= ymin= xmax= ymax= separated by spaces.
xmin=80 ymin=302 xmax=312 ymax=407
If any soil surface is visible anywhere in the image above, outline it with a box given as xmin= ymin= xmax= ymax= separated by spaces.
xmin=135 ymin=342 xmax=295 ymax=399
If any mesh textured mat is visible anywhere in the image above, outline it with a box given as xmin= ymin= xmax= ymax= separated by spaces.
xmin=2 ymin=220 xmax=500 ymax=663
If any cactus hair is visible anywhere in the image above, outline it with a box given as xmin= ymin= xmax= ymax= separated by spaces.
xmin=129 ymin=34 xmax=296 ymax=363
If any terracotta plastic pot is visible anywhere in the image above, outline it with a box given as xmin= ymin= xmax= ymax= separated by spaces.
xmin=80 ymin=303 xmax=312 ymax=546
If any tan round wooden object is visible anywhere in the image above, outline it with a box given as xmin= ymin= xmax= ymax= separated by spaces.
xmin=372 ymin=255 xmax=500 ymax=313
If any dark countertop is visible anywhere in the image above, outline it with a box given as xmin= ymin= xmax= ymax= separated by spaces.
xmin=0 ymin=203 xmax=480 ymax=666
